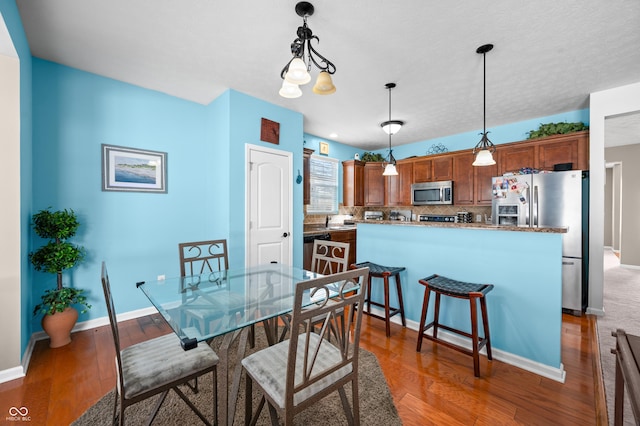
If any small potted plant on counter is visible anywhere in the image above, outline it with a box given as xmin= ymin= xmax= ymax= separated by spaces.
xmin=30 ymin=207 xmax=90 ymax=348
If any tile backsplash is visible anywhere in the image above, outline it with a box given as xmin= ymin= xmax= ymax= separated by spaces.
xmin=304 ymin=204 xmax=492 ymax=224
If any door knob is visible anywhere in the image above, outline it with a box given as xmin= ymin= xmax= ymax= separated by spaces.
xmin=282 ymin=232 xmax=289 ymax=237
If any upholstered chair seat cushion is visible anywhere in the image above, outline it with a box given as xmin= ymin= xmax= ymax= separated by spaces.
xmin=242 ymin=332 xmax=352 ymax=408
xmin=118 ymin=333 xmax=219 ymax=399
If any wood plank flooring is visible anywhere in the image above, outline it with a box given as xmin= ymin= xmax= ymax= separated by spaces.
xmin=0 ymin=313 xmax=605 ymax=425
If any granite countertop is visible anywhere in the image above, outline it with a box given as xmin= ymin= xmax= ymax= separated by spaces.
xmin=303 ymin=224 xmax=357 ymax=236
xmin=352 ymin=219 xmax=567 ymax=233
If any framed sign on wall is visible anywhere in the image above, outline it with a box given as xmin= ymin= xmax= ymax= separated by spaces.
xmin=260 ymin=118 xmax=280 ymax=145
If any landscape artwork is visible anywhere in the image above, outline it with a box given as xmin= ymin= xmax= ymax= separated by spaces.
xmin=101 ymin=144 xmax=167 ymax=193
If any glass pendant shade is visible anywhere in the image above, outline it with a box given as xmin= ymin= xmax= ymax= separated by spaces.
xmin=312 ymin=71 xmax=336 ymax=95
xmin=381 ymin=120 xmax=403 ymax=135
xmin=472 ymin=149 xmax=496 ymax=166
xmin=382 ymin=163 xmax=398 ymax=176
xmin=284 ymin=57 xmax=311 ymax=85
xmin=279 ymin=80 xmax=302 ymax=98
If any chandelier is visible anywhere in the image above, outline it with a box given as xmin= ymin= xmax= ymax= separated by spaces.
xmin=381 ymin=83 xmax=403 ymax=176
xmin=279 ymin=2 xmax=336 ymax=99
xmin=472 ymin=43 xmax=497 ymax=166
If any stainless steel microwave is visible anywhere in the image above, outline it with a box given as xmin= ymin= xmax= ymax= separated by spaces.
xmin=411 ymin=181 xmax=453 ymax=205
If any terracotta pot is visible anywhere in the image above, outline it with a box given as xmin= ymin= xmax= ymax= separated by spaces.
xmin=42 ymin=307 xmax=78 ymax=348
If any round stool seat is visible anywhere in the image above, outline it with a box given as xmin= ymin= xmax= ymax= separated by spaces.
xmin=355 ymin=262 xmax=405 ymax=276
xmin=423 ymin=274 xmax=493 ymax=297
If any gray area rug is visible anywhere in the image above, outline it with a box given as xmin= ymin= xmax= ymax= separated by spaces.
xmin=72 ymin=330 xmax=401 ymax=425
xmin=598 ymin=248 xmax=640 ymax=425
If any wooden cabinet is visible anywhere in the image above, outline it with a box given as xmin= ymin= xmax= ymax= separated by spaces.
xmin=330 ymin=229 xmax=357 ymax=267
xmin=452 ymin=152 xmax=475 ymax=205
xmin=303 ymin=148 xmax=314 ymax=205
xmin=498 ymin=144 xmax=536 ymax=175
xmin=385 ymin=160 xmax=413 ymax=206
xmin=364 ymin=162 xmax=385 ymax=206
xmin=474 ymin=161 xmax=498 ymax=205
xmin=342 ymin=160 xmax=364 ymax=206
xmin=498 ymin=131 xmax=589 ymax=174
xmin=412 ymin=156 xmax=452 ymax=183
xmin=432 ymin=156 xmax=453 ymax=181
xmin=537 ymin=132 xmax=589 ymax=171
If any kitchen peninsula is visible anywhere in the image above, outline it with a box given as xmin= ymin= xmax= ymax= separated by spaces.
xmin=356 ymin=220 xmax=567 ymax=381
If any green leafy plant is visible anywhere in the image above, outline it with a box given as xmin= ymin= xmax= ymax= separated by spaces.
xmin=29 ymin=208 xmax=90 ymax=315
xmin=361 ymin=152 xmax=385 ymax=162
xmin=527 ymin=122 xmax=589 ymax=139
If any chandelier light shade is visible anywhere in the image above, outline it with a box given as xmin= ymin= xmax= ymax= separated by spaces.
xmin=279 ymin=2 xmax=336 ymax=98
xmin=472 ymin=43 xmax=497 ymax=167
xmin=381 ymin=83 xmax=401 ymax=176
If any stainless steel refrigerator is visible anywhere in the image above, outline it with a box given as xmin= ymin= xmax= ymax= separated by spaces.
xmin=492 ymin=170 xmax=584 ymax=314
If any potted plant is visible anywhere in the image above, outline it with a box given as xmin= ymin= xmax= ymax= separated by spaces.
xmin=29 ymin=208 xmax=90 ymax=348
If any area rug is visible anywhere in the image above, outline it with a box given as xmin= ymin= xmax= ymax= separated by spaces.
xmin=72 ymin=330 xmax=401 ymax=425
xmin=597 ymin=248 xmax=640 ymax=425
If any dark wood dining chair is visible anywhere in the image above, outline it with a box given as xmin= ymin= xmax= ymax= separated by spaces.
xmin=242 ymin=267 xmax=369 ymax=425
xmin=100 ymin=262 xmax=218 ymax=425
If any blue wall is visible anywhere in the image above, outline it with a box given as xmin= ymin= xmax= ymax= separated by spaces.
xmin=30 ymin=60 xmax=304 ymax=332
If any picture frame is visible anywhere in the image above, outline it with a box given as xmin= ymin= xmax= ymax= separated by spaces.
xmin=101 ymin=144 xmax=167 ymax=193
xmin=319 ymin=141 xmax=329 ymax=155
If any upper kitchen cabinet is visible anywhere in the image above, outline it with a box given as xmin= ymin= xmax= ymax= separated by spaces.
xmin=303 ymin=148 xmax=314 ymax=205
xmin=452 ymin=152 xmax=475 ymax=205
xmin=498 ymin=144 xmax=536 ymax=175
xmin=364 ymin=162 xmax=385 ymax=206
xmin=536 ymin=131 xmax=589 ymax=171
xmin=385 ymin=160 xmax=413 ymax=206
xmin=342 ymin=159 xmax=364 ymax=206
xmin=412 ymin=155 xmax=453 ymax=183
xmin=474 ymin=160 xmax=498 ymax=205
xmin=498 ymin=131 xmax=589 ymax=174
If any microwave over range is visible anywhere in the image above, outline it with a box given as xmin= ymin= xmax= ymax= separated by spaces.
xmin=411 ymin=180 xmax=453 ymax=205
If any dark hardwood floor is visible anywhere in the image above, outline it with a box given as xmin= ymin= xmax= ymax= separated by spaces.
xmin=0 ymin=313 xmax=606 ymax=425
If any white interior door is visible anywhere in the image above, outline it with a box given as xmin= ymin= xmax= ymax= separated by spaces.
xmin=246 ymin=144 xmax=292 ymax=266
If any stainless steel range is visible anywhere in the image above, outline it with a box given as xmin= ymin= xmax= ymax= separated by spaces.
xmin=418 ymin=214 xmax=457 ymax=223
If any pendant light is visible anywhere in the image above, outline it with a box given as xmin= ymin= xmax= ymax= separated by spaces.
xmin=381 ymin=83 xmax=403 ymax=176
xmin=472 ymin=43 xmax=497 ymax=166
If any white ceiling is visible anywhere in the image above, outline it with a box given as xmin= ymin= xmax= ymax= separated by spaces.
xmin=13 ymin=0 xmax=640 ymax=150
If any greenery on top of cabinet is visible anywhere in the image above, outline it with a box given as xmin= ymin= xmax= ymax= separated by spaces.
xmin=361 ymin=152 xmax=386 ymax=162
xmin=527 ymin=122 xmax=589 ymax=139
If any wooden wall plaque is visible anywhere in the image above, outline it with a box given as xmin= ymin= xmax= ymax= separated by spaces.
xmin=260 ymin=118 xmax=280 ymax=145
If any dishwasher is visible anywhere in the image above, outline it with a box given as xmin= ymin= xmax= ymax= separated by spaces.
xmin=303 ymin=232 xmax=331 ymax=270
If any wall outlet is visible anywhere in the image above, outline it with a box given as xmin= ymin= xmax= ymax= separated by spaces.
xmin=157 ymin=274 xmax=165 ymax=281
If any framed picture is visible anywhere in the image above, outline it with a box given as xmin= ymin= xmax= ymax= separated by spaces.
xmin=319 ymin=141 xmax=329 ymax=155
xmin=101 ymin=144 xmax=167 ymax=193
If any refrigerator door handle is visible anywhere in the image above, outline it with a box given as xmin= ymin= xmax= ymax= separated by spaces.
xmin=525 ymin=186 xmax=530 ymax=226
xmin=563 ymin=261 xmax=575 ymax=265
xmin=533 ymin=185 xmax=539 ymax=226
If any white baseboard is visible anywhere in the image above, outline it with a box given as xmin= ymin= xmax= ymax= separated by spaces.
xmin=620 ymin=263 xmax=640 ymax=270
xmin=366 ymin=305 xmax=566 ymax=383
xmin=0 ymin=307 xmax=159 ymax=384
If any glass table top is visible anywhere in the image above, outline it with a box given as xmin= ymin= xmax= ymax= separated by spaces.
xmin=138 ymin=264 xmax=345 ymax=347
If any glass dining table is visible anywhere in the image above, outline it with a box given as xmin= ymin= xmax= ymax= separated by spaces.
xmin=137 ymin=263 xmax=334 ymax=426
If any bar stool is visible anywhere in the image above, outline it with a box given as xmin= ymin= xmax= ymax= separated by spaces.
xmin=352 ymin=261 xmax=406 ymax=337
xmin=416 ymin=274 xmax=493 ymax=377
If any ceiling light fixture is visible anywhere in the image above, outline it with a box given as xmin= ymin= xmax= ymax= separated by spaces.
xmin=279 ymin=2 xmax=336 ymax=98
xmin=472 ymin=43 xmax=497 ymax=166
xmin=382 ymin=83 xmax=402 ymax=176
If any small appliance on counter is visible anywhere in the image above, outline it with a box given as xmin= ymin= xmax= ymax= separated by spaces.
xmin=418 ymin=214 xmax=457 ymax=223
xmin=389 ymin=210 xmax=412 ymax=221
xmin=364 ymin=211 xmax=384 ymax=221
xmin=456 ymin=212 xmax=473 ymax=223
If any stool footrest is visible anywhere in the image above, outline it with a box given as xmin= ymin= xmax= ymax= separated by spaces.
xmin=420 ymin=322 xmax=490 ymax=357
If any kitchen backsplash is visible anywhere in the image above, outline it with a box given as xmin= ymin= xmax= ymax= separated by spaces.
xmin=304 ymin=204 xmax=492 ymax=224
